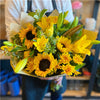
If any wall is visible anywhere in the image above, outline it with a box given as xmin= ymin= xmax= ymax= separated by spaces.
xmin=71 ymin=0 xmax=100 ymax=31
xmin=0 ymin=4 xmax=6 ymax=40
xmin=71 ymin=0 xmax=95 ymax=23
xmin=96 ymin=3 xmax=100 ymax=30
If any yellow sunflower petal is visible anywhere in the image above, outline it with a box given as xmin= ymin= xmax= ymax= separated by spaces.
xmin=18 ymin=23 xmax=37 ymax=49
xmin=73 ymin=54 xmax=84 ymax=64
xmin=25 ymin=58 xmax=35 ymax=73
xmin=57 ymin=36 xmax=72 ymax=53
xmin=24 ymin=50 xmax=30 ymax=58
xmin=33 ymin=53 xmax=57 ymax=77
xmin=60 ymin=53 xmax=72 ymax=64
xmin=62 ymin=64 xmax=75 ymax=76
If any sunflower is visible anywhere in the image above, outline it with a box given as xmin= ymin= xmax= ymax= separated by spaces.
xmin=73 ymin=54 xmax=84 ymax=64
xmin=57 ymin=36 xmax=72 ymax=53
xmin=25 ymin=57 xmax=35 ymax=73
xmin=33 ymin=36 xmax=48 ymax=52
xmin=24 ymin=50 xmax=30 ymax=58
xmin=33 ymin=53 xmax=57 ymax=77
xmin=59 ymin=53 xmax=72 ymax=64
xmin=18 ymin=23 xmax=37 ymax=49
xmin=62 ymin=64 xmax=75 ymax=75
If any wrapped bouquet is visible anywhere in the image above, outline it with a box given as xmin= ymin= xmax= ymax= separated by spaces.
xmin=1 ymin=9 xmax=100 ymax=90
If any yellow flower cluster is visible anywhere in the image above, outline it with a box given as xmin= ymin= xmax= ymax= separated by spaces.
xmin=2 ymin=10 xmax=100 ymax=78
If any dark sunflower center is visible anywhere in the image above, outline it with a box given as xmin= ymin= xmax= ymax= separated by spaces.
xmin=61 ymin=43 xmax=66 ymax=48
xmin=26 ymin=31 xmax=35 ymax=40
xmin=39 ymin=59 xmax=50 ymax=71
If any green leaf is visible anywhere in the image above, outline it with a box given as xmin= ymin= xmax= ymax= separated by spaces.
xmin=58 ymin=27 xmax=68 ymax=32
xmin=39 ymin=9 xmax=47 ymax=19
xmin=3 ymin=41 xmax=14 ymax=46
xmin=64 ymin=11 xmax=69 ymax=18
xmin=28 ymin=12 xmax=35 ymax=17
xmin=22 ymin=38 xmax=25 ymax=47
xmin=50 ymin=46 xmax=56 ymax=53
xmin=70 ymin=16 xmax=79 ymax=29
xmin=75 ymin=63 xmax=86 ymax=70
xmin=91 ymin=40 xmax=100 ymax=45
xmin=64 ymin=22 xmax=72 ymax=29
xmin=11 ymin=46 xmax=26 ymax=52
xmin=71 ymin=26 xmax=83 ymax=42
xmin=29 ymin=50 xmax=34 ymax=56
xmin=57 ymin=13 xmax=64 ymax=29
xmin=37 ymin=30 xmax=42 ymax=38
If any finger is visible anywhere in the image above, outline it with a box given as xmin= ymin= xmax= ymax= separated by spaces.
xmin=55 ymin=77 xmax=63 ymax=81
xmin=56 ymin=80 xmax=62 ymax=85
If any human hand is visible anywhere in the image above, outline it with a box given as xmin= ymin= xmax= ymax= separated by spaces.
xmin=54 ymin=76 xmax=63 ymax=86
xmin=50 ymin=76 xmax=63 ymax=92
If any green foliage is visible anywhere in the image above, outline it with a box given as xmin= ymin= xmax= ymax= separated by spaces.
xmin=29 ymin=50 xmax=34 ymax=57
xmin=11 ymin=51 xmax=24 ymax=62
xmin=39 ymin=9 xmax=47 ymax=19
xmin=54 ymin=50 xmax=61 ymax=60
xmin=28 ymin=12 xmax=35 ymax=17
xmin=22 ymin=38 xmax=25 ymax=47
xmin=70 ymin=16 xmax=79 ymax=29
xmin=91 ymin=40 xmax=100 ymax=45
xmin=37 ymin=30 xmax=44 ymax=38
xmin=28 ymin=9 xmax=47 ymax=21
xmin=63 ymin=11 xmax=69 ymax=19
xmin=44 ymin=37 xmax=57 ymax=54
xmin=71 ymin=25 xmax=83 ymax=42
xmin=11 ymin=34 xmax=22 ymax=45
xmin=57 ymin=13 xmax=64 ymax=29
xmin=64 ymin=22 xmax=72 ymax=29
xmin=3 ymin=41 xmax=14 ymax=46
xmin=11 ymin=46 xmax=27 ymax=52
xmin=75 ymin=63 xmax=86 ymax=70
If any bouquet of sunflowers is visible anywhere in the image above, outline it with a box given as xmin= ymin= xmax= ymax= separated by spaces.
xmin=1 ymin=9 xmax=100 ymax=81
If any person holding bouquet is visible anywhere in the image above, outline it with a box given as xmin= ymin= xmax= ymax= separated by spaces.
xmin=5 ymin=0 xmax=74 ymax=100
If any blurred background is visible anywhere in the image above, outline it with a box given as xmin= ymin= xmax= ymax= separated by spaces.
xmin=0 ymin=0 xmax=100 ymax=100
